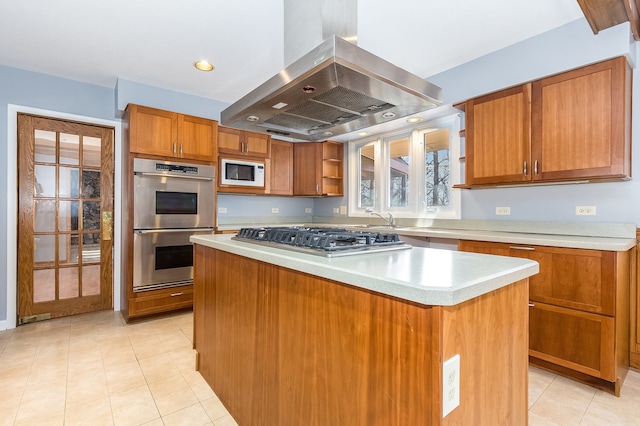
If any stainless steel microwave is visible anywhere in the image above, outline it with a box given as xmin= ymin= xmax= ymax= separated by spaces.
xmin=220 ymin=158 xmax=265 ymax=187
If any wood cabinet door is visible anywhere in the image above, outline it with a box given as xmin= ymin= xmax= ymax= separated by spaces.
xmin=218 ymin=127 xmax=243 ymax=154
xmin=245 ymin=132 xmax=270 ymax=158
xmin=531 ymin=57 xmax=631 ymax=181
xmin=269 ymin=140 xmax=293 ymax=195
xmin=293 ymin=142 xmax=322 ymax=195
xmin=465 ymin=84 xmax=532 ymax=185
xmin=178 ymin=114 xmax=217 ymax=162
xmin=529 ymin=302 xmax=615 ymax=380
xmin=129 ymin=105 xmax=177 ymax=157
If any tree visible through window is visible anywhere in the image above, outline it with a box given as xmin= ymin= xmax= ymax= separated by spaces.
xmin=425 ymin=129 xmax=450 ymax=207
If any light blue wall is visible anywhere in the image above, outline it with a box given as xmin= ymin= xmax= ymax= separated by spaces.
xmin=424 ymin=19 xmax=640 ymax=224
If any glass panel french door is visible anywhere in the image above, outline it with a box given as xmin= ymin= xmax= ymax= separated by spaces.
xmin=17 ymin=114 xmax=114 ymax=323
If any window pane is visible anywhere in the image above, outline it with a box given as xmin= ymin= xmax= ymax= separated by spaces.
xmin=424 ymin=128 xmax=451 ymax=207
xmin=34 ymin=164 xmax=56 ymax=197
xmin=59 ymin=201 xmax=79 ymax=231
xmin=82 ymin=265 xmax=100 ymax=296
xmin=389 ymin=137 xmax=409 ymax=207
xmin=82 ymin=233 xmax=100 ymax=264
xmin=60 ymin=133 xmax=80 ymax=165
xmin=33 ymin=269 xmax=56 ymax=303
xmin=34 ymin=235 xmax=56 ymax=263
xmin=59 ymin=267 xmax=79 ymax=299
xmin=59 ymin=234 xmax=79 ymax=265
xmin=34 ymin=130 xmax=56 ymax=163
xmin=34 ymin=200 xmax=56 ymax=232
xmin=82 ymin=202 xmax=101 ymax=231
xmin=83 ymin=136 xmax=101 ymax=167
xmin=60 ymin=167 xmax=79 ymax=198
xmin=82 ymin=170 xmax=101 ymax=198
xmin=359 ymin=144 xmax=375 ymax=208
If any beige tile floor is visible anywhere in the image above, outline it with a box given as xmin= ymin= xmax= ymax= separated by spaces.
xmin=0 ymin=310 xmax=639 ymax=426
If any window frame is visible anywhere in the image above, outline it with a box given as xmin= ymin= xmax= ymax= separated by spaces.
xmin=348 ymin=113 xmax=461 ymax=219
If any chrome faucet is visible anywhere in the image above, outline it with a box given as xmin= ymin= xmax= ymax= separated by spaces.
xmin=365 ymin=208 xmax=394 ymax=227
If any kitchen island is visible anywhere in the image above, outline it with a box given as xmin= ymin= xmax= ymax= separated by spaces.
xmin=191 ymin=234 xmax=539 ymax=425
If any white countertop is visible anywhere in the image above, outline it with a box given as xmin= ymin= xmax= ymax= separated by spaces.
xmin=191 ymin=234 xmax=539 ymax=307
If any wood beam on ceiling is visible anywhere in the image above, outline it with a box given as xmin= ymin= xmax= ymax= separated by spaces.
xmin=576 ymin=0 xmax=640 ymax=40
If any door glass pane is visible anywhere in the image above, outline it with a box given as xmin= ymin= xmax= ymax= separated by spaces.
xmin=34 ymin=235 xmax=56 ymax=263
xmin=33 ymin=269 xmax=56 ymax=303
xmin=82 ymin=202 xmax=101 ymax=230
xmin=34 ymin=164 xmax=56 ymax=197
xmin=34 ymin=130 xmax=56 ymax=163
xmin=425 ymin=128 xmax=451 ymax=207
xmin=82 ymin=265 xmax=100 ymax=296
xmin=59 ymin=167 xmax=79 ymax=198
xmin=389 ymin=137 xmax=410 ymax=207
xmin=82 ymin=233 xmax=100 ymax=264
xmin=59 ymin=234 xmax=79 ymax=265
xmin=82 ymin=170 xmax=101 ymax=198
xmin=59 ymin=267 xmax=79 ymax=299
xmin=359 ymin=144 xmax=375 ymax=208
xmin=34 ymin=200 xmax=56 ymax=232
xmin=60 ymin=133 xmax=80 ymax=165
xmin=59 ymin=201 xmax=79 ymax=231
xmin=83 ymin=136 xmax=101 ymax=167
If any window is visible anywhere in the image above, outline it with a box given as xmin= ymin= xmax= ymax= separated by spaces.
xmin=349 ymin=113 xmax=461 ymax=219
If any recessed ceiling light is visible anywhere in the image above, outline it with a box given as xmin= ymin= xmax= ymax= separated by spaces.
xmin=194 ymin=60 xmax=214 ymax=72
xmin=382 ymin=112 xmax=396 ymax=119
xmin=406 ymin=117 xmax=422 ymax=123
xmin=357 ymin=132 xmax=369 ymax=137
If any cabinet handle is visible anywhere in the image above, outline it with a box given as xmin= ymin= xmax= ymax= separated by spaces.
xmin=173 ymin=142 xmax=177 ymax=154
xmin=170 ymin=292 xmax=183 ymax=297
xmin=523 ymin=161 xmax=527 ymax=176
xmin=241 ymin=142 xmax=246 ymax=153
xmin=534 ymin=160 xmax=539 ymax=175
xmin=180 ymin=143 xmax=183 ymax=155
xmin=509 ymin=246 xmax=535 ymax=251
xmin=316 ymin=183 xmax=319 ymax=194
xmin=528 ymin=303 xmax=535 ymax=307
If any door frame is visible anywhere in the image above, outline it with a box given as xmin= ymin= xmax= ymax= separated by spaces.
xmin=5 ymin=104 xmax=122 ymax=330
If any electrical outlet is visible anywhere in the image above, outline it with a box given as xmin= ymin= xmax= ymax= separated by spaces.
xmin=218 ymin=207 xmax=227 ymax=214
xmin=442 ymin=354 xmax=460 ymax=417
xmin=271 ymin=207 xmax=279 ymax=214
xmin=333 ymin=207 xmax=340 ymax=214
xmin=305 ymin=208 xmax=312 ymax=214
xmin=576 ymin=206 xmax=596 ymax=216
xmin=495 ymin=207 xmax=511 ymax=216
xmin=340 ymin=205 xmax=347 ymax=215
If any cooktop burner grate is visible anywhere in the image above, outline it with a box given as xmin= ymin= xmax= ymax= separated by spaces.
xmin=234 ymin=226 xmax=409 ymax=256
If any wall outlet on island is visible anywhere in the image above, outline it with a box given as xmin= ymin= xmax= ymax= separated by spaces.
xmin=442 ymin=354 xmax=460 ymax=417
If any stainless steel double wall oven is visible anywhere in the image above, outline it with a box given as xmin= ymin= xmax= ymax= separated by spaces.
xmin=133 ymin=158 xmax=214 ymax=292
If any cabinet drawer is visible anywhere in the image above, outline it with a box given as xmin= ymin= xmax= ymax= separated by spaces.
xmin=529 ymin=302 xmax=615 ymax=380
xmin=128 ymin=286 xmax=193 ymax=318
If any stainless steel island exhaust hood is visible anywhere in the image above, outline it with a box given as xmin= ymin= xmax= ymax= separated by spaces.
xmin=220 ymin=1 xmax=442 ymax=142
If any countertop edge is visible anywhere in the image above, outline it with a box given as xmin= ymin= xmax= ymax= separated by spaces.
xmin=191 ymin=234 xmax=540 ymax=307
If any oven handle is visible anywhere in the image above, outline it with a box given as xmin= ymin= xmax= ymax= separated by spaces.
xmin=134 ymin=228 xmax=214 ymax=235
xmin=134 ymin=171 xmax=214 ymax=182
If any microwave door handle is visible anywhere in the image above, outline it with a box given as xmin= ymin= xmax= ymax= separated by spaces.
xmin=134 ymin=171 xmax=214 ymax=182
xmin=134 ymin=228 xmax=214 ymax=235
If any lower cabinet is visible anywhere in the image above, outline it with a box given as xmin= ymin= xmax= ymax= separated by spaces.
xmin=124 ymin=285 xmax=193 ymax=320
xmin=459 ymin=240 xmax=631 ymax=395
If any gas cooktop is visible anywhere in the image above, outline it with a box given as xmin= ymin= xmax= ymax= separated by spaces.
xmin=232 ymin=226 xmax=412 ymax=258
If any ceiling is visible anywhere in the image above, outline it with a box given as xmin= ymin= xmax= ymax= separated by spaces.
xmin=0 ymin=1 xmax=586 ymax=107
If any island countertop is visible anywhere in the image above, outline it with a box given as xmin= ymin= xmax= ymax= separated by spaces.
xmin=190 ymin=233 xmax=539 ymax=306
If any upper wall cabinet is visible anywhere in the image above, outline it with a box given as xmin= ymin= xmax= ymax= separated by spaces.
xmin=293 ymin=141 xmax=344 ymax=196
xmin=127 ymin=104 xmax=218 ymax=163
xmin=460 ymin=57 xmax=631 ymax=187
xmin=218 ymin=126 xmax=271 ymax=158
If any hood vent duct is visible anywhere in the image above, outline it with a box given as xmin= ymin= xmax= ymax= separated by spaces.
xmin=220 ymin=0 xmax=442 ymax=141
